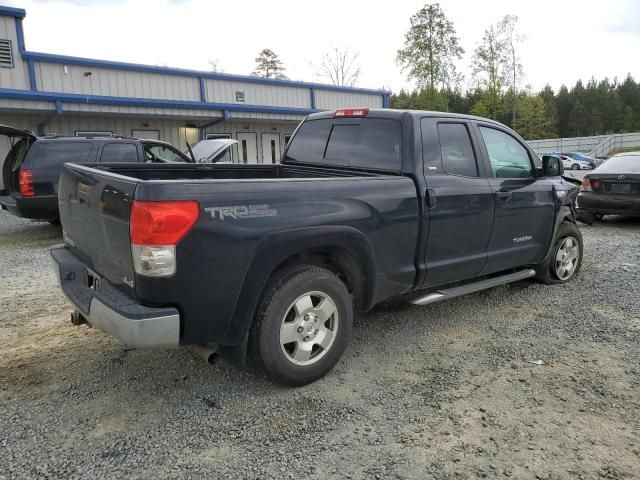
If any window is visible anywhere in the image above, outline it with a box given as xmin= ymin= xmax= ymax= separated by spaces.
xmin=131 ymin=129 xmax=160 ymax=140
xmin=0 ymin=39 xmax=13 ymax=68
xmin=100 ymin=143 xmax=138 ymax=163
xmin=24 ymin=142 xmax=92 ymax=168
xmin=285 ymin=119 xmax=333 ymax=164
xmin=205 ymin=133 xmax=232 ymax=140
xmin=283 ymin=134 xmax=292 ymax=145
xmin=479 ymin=127 xmax=532 ymax=178
xmin=437 ymin=123 xmax=478 ymax=177
xmin=325 ymin=119 xmax=402 ymax=170
xmin=286 ymin=118 xmax=402 ymax=171
xmin=597 ymin=155 xmax=640 ymax=173
xmin=76 ymin=131 xmax=113 ymax=138
xmin=143 ymin=144 xmax=188 ymax=163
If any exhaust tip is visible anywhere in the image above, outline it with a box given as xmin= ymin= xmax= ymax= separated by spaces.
xmin=186 ymin=345 xmax=218 ymax=365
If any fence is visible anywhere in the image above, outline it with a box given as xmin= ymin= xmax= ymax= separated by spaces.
xmin=527 ymin=132 xmax=640 ymax=157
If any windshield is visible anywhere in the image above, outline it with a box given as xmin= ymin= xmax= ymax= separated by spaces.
xmin=596 ymin=155 xmax=640 ymax=173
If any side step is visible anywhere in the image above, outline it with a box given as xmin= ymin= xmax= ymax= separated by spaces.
xmin=411 ymin=269 xmax=536 ymax=306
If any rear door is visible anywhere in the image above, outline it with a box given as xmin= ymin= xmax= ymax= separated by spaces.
xmin=420 ymin=117 xmax=495 ymax=287
xmin=474 ymin=123 xmax=556 ymax=274
xmin=58 ymin=163 xmax=137 ymax=294
xmin=0 ymin=125 xmax=36 ymax=193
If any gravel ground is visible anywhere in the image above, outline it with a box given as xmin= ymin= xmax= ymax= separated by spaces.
xmin=0 ymin=210 xmax=638 ymax=480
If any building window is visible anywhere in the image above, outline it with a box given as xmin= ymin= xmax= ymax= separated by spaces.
xmin=283 ymin=134 xmax=292 ymax=146
xmin=76 ymin=130 xmax=113 ymax=138
xmin=205 ymin=133 xmax=232 ymax=140
xmin=131 ymin=129 xmax=160 ymax=140
xmin=235 ymin=91 xmax=245 ymax=102
xmin=0 ymin=39 xmax=14 ymax=68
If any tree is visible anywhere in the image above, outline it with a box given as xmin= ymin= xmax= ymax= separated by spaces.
xmin=252 ymin=49 xmax=287 ymax=79
xmin=317 ymin=47 xmax=361 ymax=87
xmin=471 ymin=23 xmax=507 ymax=120
xmin=497 ymin=15 xmax=524 ymax=129
xmin=622 ymin=106 xmax=636 ymax=132
xmin=569 ymin=100 xmax=587 ymax=136
xmin=396 ymin=3 xmax=464 ymax=92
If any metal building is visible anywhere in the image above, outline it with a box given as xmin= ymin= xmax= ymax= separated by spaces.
xmin=0 ymin=6 xmax=389 ymax=163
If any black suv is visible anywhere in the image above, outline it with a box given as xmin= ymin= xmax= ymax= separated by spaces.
xmin=0 ymin=125 xmax=193 ymax=223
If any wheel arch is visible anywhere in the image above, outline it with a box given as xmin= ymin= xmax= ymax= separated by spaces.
xmin=218 ymin=226 xmax=378 ymax=361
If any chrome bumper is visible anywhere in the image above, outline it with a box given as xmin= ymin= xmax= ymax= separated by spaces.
xmin=51 ymin=245 xmax=180 ymax=348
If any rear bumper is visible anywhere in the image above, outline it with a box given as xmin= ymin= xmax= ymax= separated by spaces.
xmin=0 ymin=194 xmax=58 ymax=220
xmin=50 ymin=245 xmax=180 ymax=348
xmin=577 ymin=192 xmax=640 ymax=216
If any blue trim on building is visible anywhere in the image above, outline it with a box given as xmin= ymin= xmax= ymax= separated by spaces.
xmin=199 ymin=77 xmax=206 ymax=102
xmin=0 ymin=87 xmax=319 ymax=116
xmin=383 ymin=93 xmax=390 ymax=108
xmin=0 ymin=6 xmax=26 ymax=18
xmin=55 ymin=99 xmax=63 ymax=114
xmin=309 ymin=88 xmax=316 ymax=109
xmin=19 ymin=50 xmax=389 ymax=97
xmin=27 ymin=59 xmax=37 ymax=90
xmin=14 ymin=17 xmax=26 ymax=52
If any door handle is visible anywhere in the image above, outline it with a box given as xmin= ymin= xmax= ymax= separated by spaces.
xmin=495 ymin=191 xmax=512 ymax=202
xmin=427 ymin=189 xmax=436 ymax=209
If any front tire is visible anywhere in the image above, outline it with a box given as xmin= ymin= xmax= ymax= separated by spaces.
xmin=538 ymin=222 xmax=583 ymax=284
xmin=250 ymin=264 xmax=353 ymax=386
xmin=571 ymin=164 xmax=580 ymax=170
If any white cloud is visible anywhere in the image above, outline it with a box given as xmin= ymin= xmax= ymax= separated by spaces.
xmin=6 ymin=0 xmax=640 ymax=93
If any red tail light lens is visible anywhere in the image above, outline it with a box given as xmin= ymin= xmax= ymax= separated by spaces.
xmin=591 ymin=179 xmax=601 ymax=190
xmin=581 ymin=178 xmax=591 ymax=191
xmin=130 ymin=200 xmax=199 ymax=245
xmin=334 ymin=108 xmax=369 ymax=118
xmin=19 ymin=170 xmax=35 ymax=196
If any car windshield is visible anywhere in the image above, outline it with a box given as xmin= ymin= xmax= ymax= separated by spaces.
xmin=596 ymin=155 xmax=640 ymax=173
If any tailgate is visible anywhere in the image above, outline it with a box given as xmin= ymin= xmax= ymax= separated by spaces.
xmin=58 ymin=163 xmax=137 ymax=294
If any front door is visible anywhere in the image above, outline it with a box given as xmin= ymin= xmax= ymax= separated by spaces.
xmin=421 ymin=118 xmax=495 ymax=288
xmin=474 ymin=124 xmax=556 ymax=275
xmin=236 ymin=132 xmax=258 ymax=164
xmin=261 ymin=133 xmax=281 ymax=164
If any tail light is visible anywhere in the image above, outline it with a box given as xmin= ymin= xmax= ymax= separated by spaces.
xmin=19 ymin=170 xmax=35 ymax=197
xmin=130 ymin=200 xmax=199 ymax=277
xmin=334 ymin=108 xmax=369 ymax=118
xmin=581 ymin=178 xmax=600 ymax=192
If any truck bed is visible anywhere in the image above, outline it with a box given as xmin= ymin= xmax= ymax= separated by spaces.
xmin=85 ymin=162 xmax=389 ymax=181
xmin=57 ymin=161 xmax=420 ymax=346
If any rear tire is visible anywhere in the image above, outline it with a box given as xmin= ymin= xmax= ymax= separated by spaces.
xmin=538 ymin=222 xmax=583 ymax=284
xmin=571 ymin=164 xmax=580 ymax=170
xmin=249 ymin=264 xmax=353 ymax=386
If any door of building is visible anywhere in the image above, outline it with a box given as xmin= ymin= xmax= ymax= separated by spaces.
xmin=261 ymin=133 xmax=281 ymax=164
xmin=236 ymin=132 xmax=258 ymax=164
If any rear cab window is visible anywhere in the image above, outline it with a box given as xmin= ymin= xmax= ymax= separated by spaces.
xmin=285 ymin=117 xmax=402 ymax=172
xmin=24 ymin=141 xmax=93 ymax=169
xmin=437 ymin=123 xmax=478 ymax=177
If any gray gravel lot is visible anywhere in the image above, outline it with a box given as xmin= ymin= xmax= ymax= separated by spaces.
xmin=0 ymin=210 xmax=639 ymax=479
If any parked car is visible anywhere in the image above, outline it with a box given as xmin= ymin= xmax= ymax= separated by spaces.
xmin=577 ymin=151 xmax=640 ymax=219
xmin=563 ymin=152 xmax=597 ymax=169
xmin=0 ymin=126 xmax=193 ymax=222
xmin=186 ymin=139 xmax=238 ymax=163
xmin=51 ymin=109 xmax=582 ymax=386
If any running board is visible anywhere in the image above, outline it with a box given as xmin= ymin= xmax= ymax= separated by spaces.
xmin=411 ymin=269 xmax=536 ymax=306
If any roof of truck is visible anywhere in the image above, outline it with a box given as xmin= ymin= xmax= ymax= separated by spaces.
xmin=308 ymin=108 xmax=505 ymax=126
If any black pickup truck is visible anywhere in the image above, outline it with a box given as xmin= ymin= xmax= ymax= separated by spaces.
xmin=51 ymin=108 xmax=582 ymax=386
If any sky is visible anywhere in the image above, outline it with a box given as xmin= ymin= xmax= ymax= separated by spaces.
xmin=5 ymin=0 xmax=640 ymax=93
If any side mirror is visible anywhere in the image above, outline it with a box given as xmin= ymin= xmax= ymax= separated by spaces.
xmin=542 ymin=156 xmax=563 ymax=177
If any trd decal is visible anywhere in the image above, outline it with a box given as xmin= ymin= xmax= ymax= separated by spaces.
xmin=205 ymin=204 xmax=277 ymax=220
